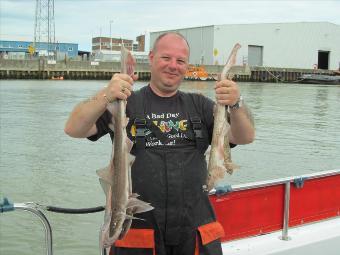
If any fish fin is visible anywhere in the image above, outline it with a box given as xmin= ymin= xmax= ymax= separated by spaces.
xmin=124 ymin=117 xmax=129 ymax=128
xmin=96 ymin=166 xmax=114 ymax=186
xmin=96 ymin=166 xmax=113 ymax=185
xmin=127 ymin=197 xmax=154 ymax=214
xmin=125 ymin=214 xmax=146 ymax=221
xmin=98 ymin=178 xmax=110 ymax=195
xmin=126 ymin=138 xmax=134 ymax=153
xmin=108 ymin=123 xmax=115 ymax=132
xmin=225 ymin=162 xmax=239 ymax=175
xmin=128 ymin=154 xmax=135 ymax=166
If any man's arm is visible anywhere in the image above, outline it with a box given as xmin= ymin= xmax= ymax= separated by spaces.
xmin=64 ymin=74 xmax=136 ymax=138
xmin=215 ymin=79 xmax=255 ymax=145
xmin=64 ymin=91 xmax=108 ymax=138
xmin=228 ymin=104 xmax=255 ymax=144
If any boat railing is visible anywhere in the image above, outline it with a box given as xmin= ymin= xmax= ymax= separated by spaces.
xmin=210 ymin=168 xmax=340 ymax=242
xmin=0 ymin=199 xmax=106 ymax=255
xmin=281 ymin=181 xmax=291 ymax=241
xmin=0 ymin=201 xmax=53 ymax=255
xmin=217 ymin=168 xmax=340 ymax=193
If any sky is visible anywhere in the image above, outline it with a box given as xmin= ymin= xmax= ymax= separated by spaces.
xmin=1 ymin=0 xmax=339 ymax=51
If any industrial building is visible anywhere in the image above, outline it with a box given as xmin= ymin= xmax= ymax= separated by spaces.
xmin=150 ymin=22 xmax=340 ymax=70
xmin=92 ymin=35 xmax=148 ymax=62
xmin=92 ymin=34 xmax=145 ymax=53
xmin=92 ymin=37 xmax=134 ymax=52
xmin=0 ymin=40 xmax=78 ymax=60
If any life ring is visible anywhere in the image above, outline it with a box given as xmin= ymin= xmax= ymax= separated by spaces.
xmin=192 ymin=72 xmax=197 ymax=77
xmin=313 ymin=64 xmax=318 ymax=70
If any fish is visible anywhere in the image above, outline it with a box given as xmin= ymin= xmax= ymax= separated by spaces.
xmin=97 ymin=45 xmax=153 ymax=249
xmin=206 ymin=43 xmax=241 ymax=192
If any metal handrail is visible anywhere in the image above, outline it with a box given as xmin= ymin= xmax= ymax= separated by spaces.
xmin=280 ymin=182 xmax=291 ymax=241
xmin=211 ymin=168 xmax=340 ymax=241
xmin=13 ymin=203 xmax=53 ymax=255
xmin=211 ymin=168 xmax=340 ymax=194
xmin=1 ymin=199 xmax=109 ymax=255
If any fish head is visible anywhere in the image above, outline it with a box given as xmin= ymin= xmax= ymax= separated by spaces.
xmin=121 ymin=46 xmax=135 ymax=76
xmin=221 ymin=43 xmax=241 ymax=80
xmin=99 ymin=210 xmax=126 ymax=248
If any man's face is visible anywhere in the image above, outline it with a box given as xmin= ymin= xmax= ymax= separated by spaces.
xmin=149 ymin=34 xmax=189 ymax=96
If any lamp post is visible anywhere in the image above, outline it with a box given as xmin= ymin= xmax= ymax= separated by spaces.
xmin=109 ymin=20 xmax=113 ymax=51
xmin=99 ymin=27 xmax=102 ymax=52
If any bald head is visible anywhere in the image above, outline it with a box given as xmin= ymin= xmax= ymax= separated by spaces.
xmin=152 ymin=32 xmax=190 ymax=54
xmin=148 ymin=32 xmax=190 ymax=97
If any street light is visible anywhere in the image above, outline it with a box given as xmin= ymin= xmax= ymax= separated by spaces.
xmin=99 ymin=27 xmax=102 ymax=52
xmin=109 ymin=20 xmax=113 ymax=51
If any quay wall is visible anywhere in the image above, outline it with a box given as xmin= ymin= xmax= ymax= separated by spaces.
xmin=0 ymin=59 xmax=333 ymax=82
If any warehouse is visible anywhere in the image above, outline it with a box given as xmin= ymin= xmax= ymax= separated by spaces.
xmin=150 ymin=22 xmax=340 ymax=70
xmin=0 ymin=40 xmax=78 ymax=60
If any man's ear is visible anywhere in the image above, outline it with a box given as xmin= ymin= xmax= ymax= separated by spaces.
xmin=148 ymin=50 xmax=154 ymax=64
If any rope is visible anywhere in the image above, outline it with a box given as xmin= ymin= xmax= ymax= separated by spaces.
xmin=262 ymin=65 xmax=281 ymax=82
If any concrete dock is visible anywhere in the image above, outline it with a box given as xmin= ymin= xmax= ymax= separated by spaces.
xmin=0 ymin=58 xmax=334 ymax=82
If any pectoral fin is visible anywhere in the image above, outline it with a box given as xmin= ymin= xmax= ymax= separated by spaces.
xmin=127 ymin=197 xmax=154 ymax=214
xmin=97 ymin=166 xmax=115 ymax=196
xmin=96 ymin=166 xmax=113 ymax=186
xmin=99 ymin=178 xmax=110 ymax=195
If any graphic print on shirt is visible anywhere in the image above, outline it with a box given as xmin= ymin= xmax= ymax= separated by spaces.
xmin=130 ymin=111 xmax=192 ymax=147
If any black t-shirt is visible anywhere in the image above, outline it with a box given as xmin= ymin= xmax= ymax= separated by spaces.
xmin=88 ymin=85 xmax=216 ymax=148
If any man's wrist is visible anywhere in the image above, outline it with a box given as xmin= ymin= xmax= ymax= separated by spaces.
xmin=103 ymin=94 xmax=111 ymax=105
xmin=229 ymin=95 xmax=243 ymax=110
xmin=100 ymin=88 xmax=115 ymax=106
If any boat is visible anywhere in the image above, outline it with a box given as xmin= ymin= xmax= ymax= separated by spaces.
xmin=297 ymin=74 xmax=340 ymax=85
xmin=185 ymin=65 xmax=216 ymax=81
xmin=1 ymin=169 xmax=339 ymax=254
xmin=51 ymin=76 xmax=64 ymax=80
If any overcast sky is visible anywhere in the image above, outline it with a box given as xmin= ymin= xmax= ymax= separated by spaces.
xmin=1 ymin=0 xmax=339 ymax=51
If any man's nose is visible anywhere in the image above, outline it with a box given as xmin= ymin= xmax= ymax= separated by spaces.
xmin=168 ymin=58 xmax=177 ymax=69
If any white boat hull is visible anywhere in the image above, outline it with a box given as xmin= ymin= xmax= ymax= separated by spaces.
xmin=222 ymin=216 xmax=340 ymax=255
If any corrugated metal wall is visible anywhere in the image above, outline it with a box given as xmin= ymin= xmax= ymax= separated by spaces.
xmin=150 ymin=26 xmax=214 ymax=65
xmin=150 ymin=22 xmax=340 ymax=69
xmin=215 ymin=22 xmax=340 ymax=69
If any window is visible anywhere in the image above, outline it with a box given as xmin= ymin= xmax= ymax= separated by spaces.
xmin=68 ymin=47 xmax=73 ymax=51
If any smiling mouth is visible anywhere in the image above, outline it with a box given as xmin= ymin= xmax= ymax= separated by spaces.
xmin=164 ymin=72 xmax=178 ymax=77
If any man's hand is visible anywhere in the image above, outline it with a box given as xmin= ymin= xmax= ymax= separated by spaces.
xmin=214 ymin=79 xmax=240 ymax=106
xmin=103 ymin=73 xmax=138 ymax=102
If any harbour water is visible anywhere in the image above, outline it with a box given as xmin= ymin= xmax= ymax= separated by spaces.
xmin=0 ymin=80 xmax=339 ymax=255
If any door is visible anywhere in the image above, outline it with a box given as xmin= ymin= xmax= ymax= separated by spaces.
xmin=248 ymin=45 xmax=263 ymax=66
xmin=318 ymin=51 xmax=329 ymax=70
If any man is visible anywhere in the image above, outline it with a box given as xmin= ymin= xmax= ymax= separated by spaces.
xmin=65 ymin=32 xmax=254 ymax=255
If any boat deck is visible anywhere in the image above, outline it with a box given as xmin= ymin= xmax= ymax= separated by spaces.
xmin=222 ymin=216 xmax=340 ymax=255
